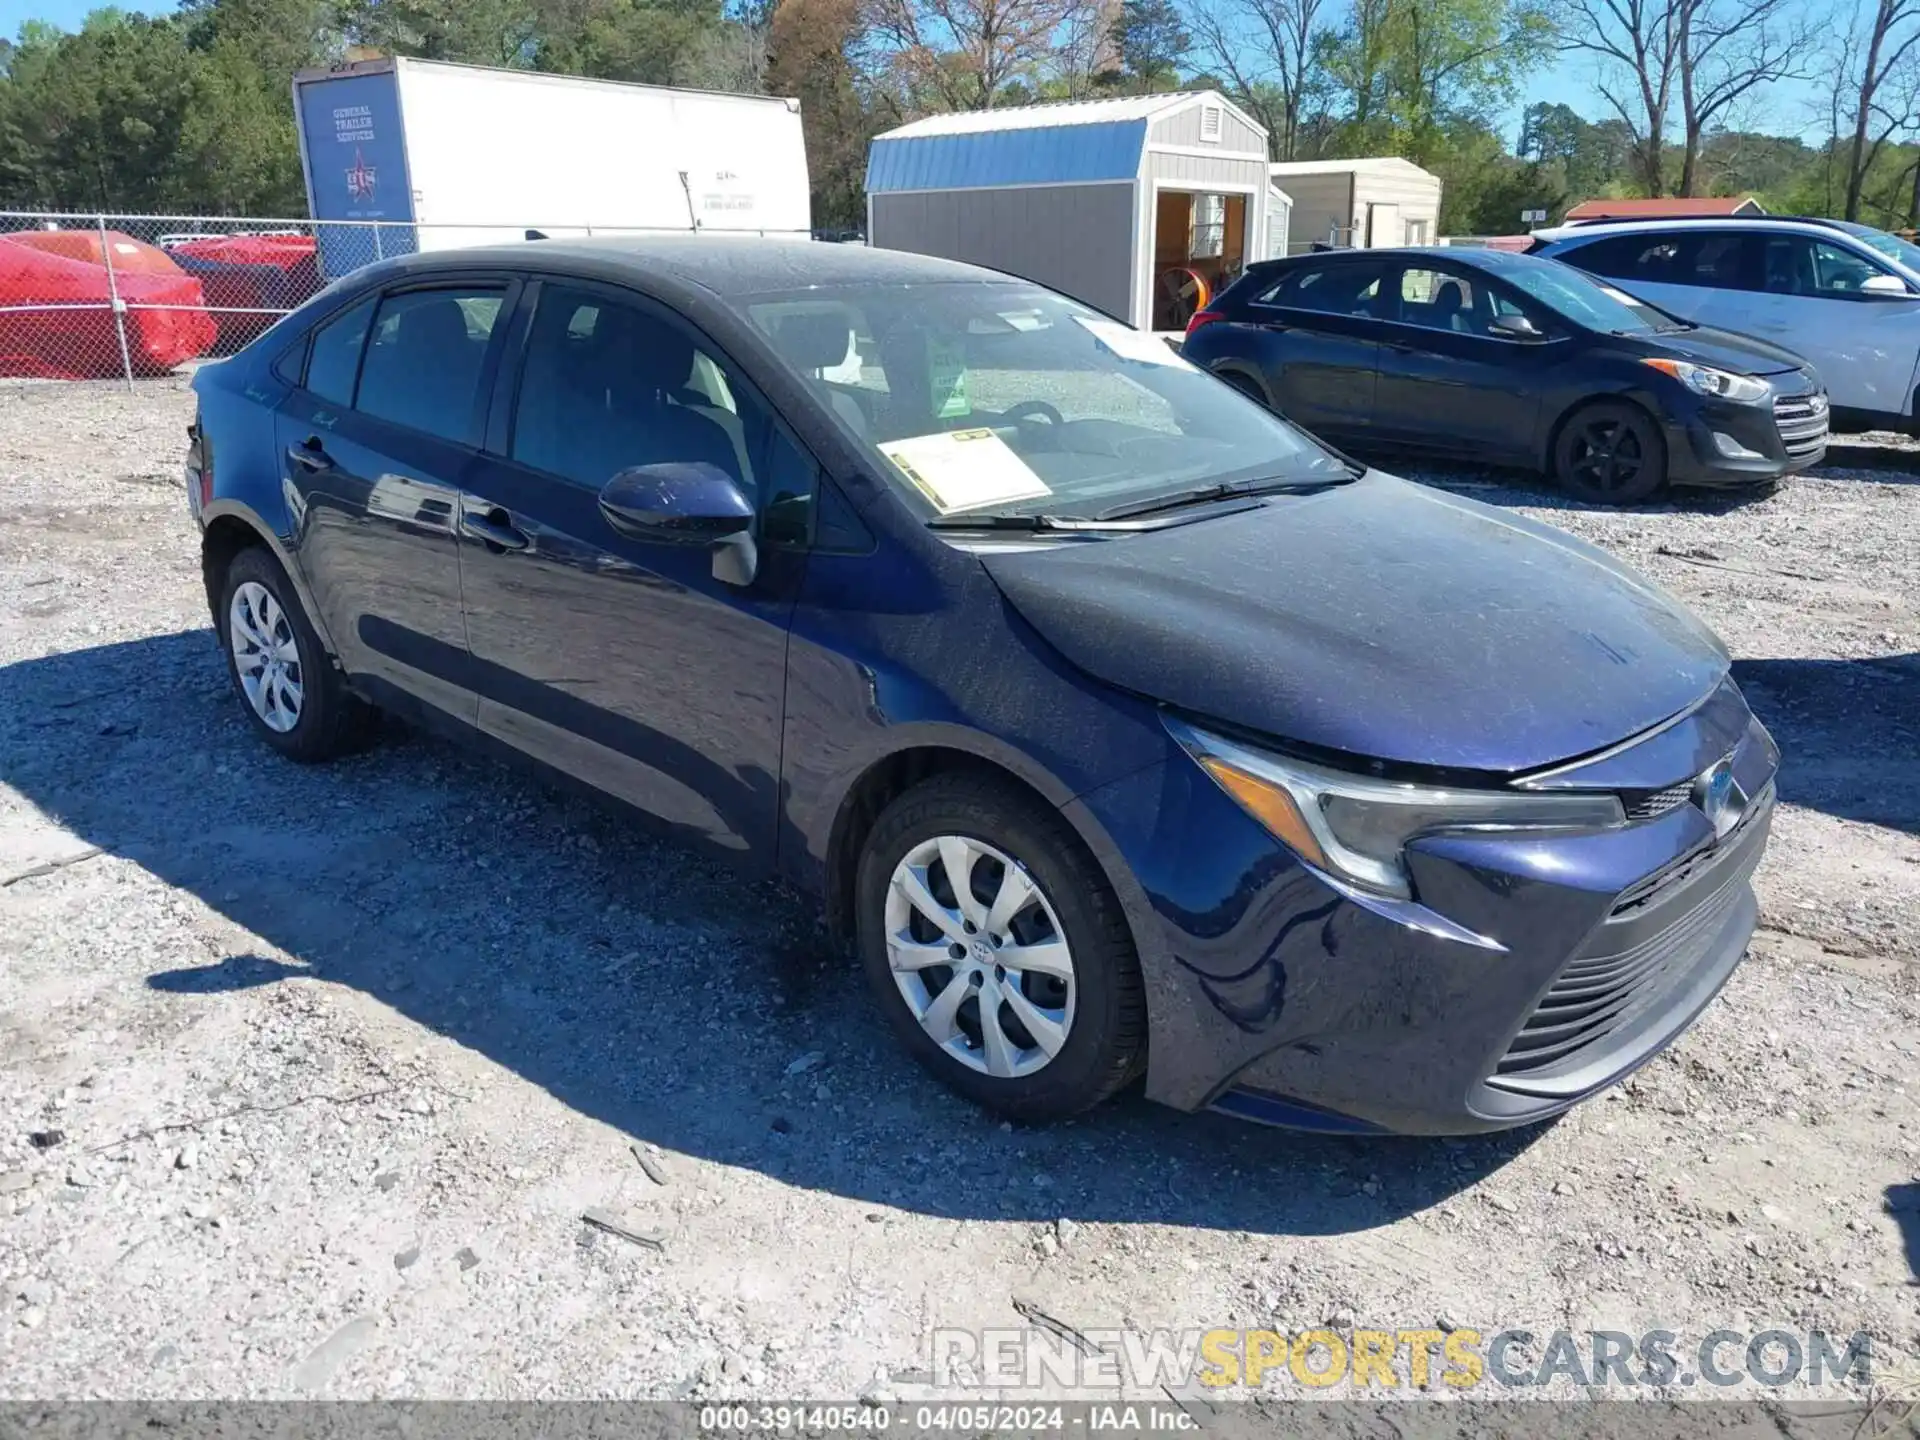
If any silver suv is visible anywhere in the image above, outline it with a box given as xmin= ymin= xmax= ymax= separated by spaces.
xmin=1532 ymin=216 xmax=1920 ymax=434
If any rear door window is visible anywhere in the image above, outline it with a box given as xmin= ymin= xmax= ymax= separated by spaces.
xmin=302 ymin=295 xmax=375 ymax=407
xmin=1258 ymin=262 xmax=1392 ymax=319
xmin=354 ymin=287 xmax=506 ymax=444
xmin=1396 ymin=267 xmax=1480 ymax=333
xmin=1685 ymin=233 xmax=1749 ymax=287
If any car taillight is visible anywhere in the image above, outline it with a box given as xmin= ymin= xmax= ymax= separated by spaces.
xmin=1185 ymin=309 xmax=1225 ymax=337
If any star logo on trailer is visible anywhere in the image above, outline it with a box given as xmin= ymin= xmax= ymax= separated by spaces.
xmin=345 ymin=148 xmax=378 ymax=203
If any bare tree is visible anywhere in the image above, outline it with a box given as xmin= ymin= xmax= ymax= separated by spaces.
xmin=1555 ymin=0 xmax=1682 ymax=195
xmin=1559 ymin=0 xmax=1811 ymax=197
xmin=1187 ymin=0 xmax=1331 ymax=158
xmin=861 ymin=0 xmax=1099 ymax=108
xmin=1674 ymin=0 xmax=1812 ymax=194
xmin=1833 ymin=0 xmax=1920 ymax=219
xmin=1053 ymin=0 xmax=1119 ymax=97
xmin=675 ymin=19 xmax=773 ymax=93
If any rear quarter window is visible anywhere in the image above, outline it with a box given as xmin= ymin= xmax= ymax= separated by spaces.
xmin=302 ymin=295 xmax=376 ymax=407
xmin=1254 ymin=263 xmax=1389 ymax=317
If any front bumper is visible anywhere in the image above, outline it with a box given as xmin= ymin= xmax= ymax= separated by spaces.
xmin=1663 ymin=379 xmax=1829 ymax=486
xmin=1080 ymin=683 xmax=1779 ymax=1135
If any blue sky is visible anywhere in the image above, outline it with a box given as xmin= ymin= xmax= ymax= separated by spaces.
xmin=2 ymin=0 xmax=1827 ymax=144
xmin=0 ymin=0 xmax=173 ymax=33
xmin=1511 ymin=61 xmax=1828 ymax=148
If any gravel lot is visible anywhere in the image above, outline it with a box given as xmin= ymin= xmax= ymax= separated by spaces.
xmin=0 ymin=376 xmax=1916 ymax=1403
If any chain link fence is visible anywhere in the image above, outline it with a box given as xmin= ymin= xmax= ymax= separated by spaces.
xmin=0 ymin=211 xmax=790 ymax=389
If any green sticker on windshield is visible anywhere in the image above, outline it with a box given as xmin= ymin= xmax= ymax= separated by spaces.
xmin=928 ymin=336 xmax=970 ymax=419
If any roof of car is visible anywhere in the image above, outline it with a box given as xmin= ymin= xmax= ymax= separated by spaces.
xmin=375 ymin=234 xmax=1011 ymax=295
xmin=1531 ymin=216 xmax=1848 ymax=244
xmin=1257 ymin=245 xmax=1550 ymax=272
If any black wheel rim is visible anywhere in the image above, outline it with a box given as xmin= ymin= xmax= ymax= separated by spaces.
xmin=1570 ymin=418 xmax=1645 ymax=492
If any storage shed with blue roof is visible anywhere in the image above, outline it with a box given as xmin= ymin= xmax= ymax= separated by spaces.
xmin=865 ymin=92 xmax=1285 ymax=331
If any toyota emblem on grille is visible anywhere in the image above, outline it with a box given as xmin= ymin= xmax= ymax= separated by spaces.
xmin=1693 ymin=758 xmax=1747 ymax=839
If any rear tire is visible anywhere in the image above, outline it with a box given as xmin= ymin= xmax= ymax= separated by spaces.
xmin=855 ymin=771 xmax=1146 ymax=1123
xmin=1553 ymin=401 xmax=1667 ymax=505
xmin=215 ymin=546 xmax=372 ymax=763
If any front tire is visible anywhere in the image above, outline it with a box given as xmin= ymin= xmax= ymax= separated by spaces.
xmin=1553 ymin=401 xmax=1667 ymax=505
xmin=215 ymin=546 xmax=371 ymax=763
xmin=855 ymin=772 xmax=1146 ymax=1122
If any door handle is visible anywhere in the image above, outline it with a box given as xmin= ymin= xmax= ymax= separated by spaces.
xmin=286 ymin=437 xmax=332 ymax=471
xmin=460 ymin=503 xmax=530 ymax=553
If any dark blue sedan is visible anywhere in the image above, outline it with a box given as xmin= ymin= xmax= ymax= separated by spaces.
xmin=185 ymin=238 xmax=1778 ymax=1135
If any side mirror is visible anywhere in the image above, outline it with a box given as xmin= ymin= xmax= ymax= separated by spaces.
xmin=1860 ymin=273 xmax=1912 ymax=299
xmin=600 ymin=462 xmax=751 ymax=543
xmin=599 ymin=462 xmax=757 ymax=585
xmin=1490 ymin=312 xmax=1545 ymax=341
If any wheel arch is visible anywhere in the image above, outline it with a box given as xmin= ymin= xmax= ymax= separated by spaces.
xmin=1206 ymin=358 xmax=1277 ymax=409
xmin=817 ymin=730 xmax=1148 ymax=963
xmin=198 ymin=500 xmax=339 ymax=658
xmin=1540 ymin=390 xmax=1665 ymax=476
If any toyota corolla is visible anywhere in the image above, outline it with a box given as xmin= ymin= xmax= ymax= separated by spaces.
xmin=184 ymin=238 xmax=1777 ymax=1134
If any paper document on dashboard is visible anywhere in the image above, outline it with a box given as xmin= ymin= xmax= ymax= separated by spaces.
xmin=877 ymin=429 xmax=1053 ymax=514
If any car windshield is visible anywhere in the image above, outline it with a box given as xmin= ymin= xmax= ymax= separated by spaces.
xmin=1834 ymin=220 xmax=1920 ymax=272
xmin=740 ymin=281 xmax=1348 ymax=521
xmin=1500 ymin=256 xmax=1673 ymax=333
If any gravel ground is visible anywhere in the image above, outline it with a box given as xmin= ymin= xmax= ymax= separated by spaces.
xmin=0 ymin=376 xmax=1916 ymax=1403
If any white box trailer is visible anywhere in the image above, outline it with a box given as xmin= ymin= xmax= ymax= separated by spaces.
xmin=292 ymin=57 xmax=811 ymax=277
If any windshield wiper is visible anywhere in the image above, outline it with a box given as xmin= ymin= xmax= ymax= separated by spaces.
xmin=924 ymin=512 xmax=1116 ymax=532
xmin=1093 ymin=473 xmax=1351 ymax=522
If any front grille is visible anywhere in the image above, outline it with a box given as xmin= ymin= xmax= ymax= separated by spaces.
xmin=1610 ymin=782 xmax=1771 ymax=917
xmin=1773 ymin=393 xmax=1829 ymax=461
xmin=1623 ymin=781 xmax=1691 ymax=823
xmin=1494 ymin=841 xmax=1753 ymax=1078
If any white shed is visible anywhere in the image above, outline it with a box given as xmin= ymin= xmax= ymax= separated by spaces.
xmin=866 ymin=92 xmax=1273 ymax=331
xmin=1266 ymin=157 xmax=1443 ymax=252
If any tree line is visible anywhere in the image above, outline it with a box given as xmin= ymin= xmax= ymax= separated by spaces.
xmin=1 ymin=0 xmax=1916 ymax=237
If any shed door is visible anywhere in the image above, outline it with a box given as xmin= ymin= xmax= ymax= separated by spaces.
xmin=1265 ymin=192 xmax=1290 ymax=259
xmin=1366 ymin=202 xmax=1402 ymax=248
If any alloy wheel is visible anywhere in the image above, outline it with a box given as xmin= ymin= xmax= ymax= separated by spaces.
xmin=1569 ymin=418 xmax=1646 ymax=494
xmin=228 ymin=580 xmax=304 ymax=733
xmin=883 ymin=834 xmax=1076 ymax=1078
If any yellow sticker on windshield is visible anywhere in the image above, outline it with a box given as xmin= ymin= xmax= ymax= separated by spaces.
xmin=928 ymin=336 xmax=971 ymax=419
xmin=878 ymin=429 xmax=1052 ymax=514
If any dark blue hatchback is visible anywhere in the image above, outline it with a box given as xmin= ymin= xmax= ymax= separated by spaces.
xmin=185 ymin=238 xmax=1778 ymax=1135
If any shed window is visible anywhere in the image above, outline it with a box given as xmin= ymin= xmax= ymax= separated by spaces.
xmin=1191 ymin=194 xmax=1226 ymax=259
xmin=1199 ymin=104 xmax=1223 ymax=143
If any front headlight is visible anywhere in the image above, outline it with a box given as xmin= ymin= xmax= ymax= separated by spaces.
xmin=1169 ymin=720 xmax=1626 ymax=899
xmin=1642 ymin=358 xmax=1770 ymax=404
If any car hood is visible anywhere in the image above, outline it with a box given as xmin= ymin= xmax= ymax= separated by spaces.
xmin=1635 ymin=324 xmax=1807 ymax=377
xmin=981 ymin=473 xmax=1730 ymax=775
